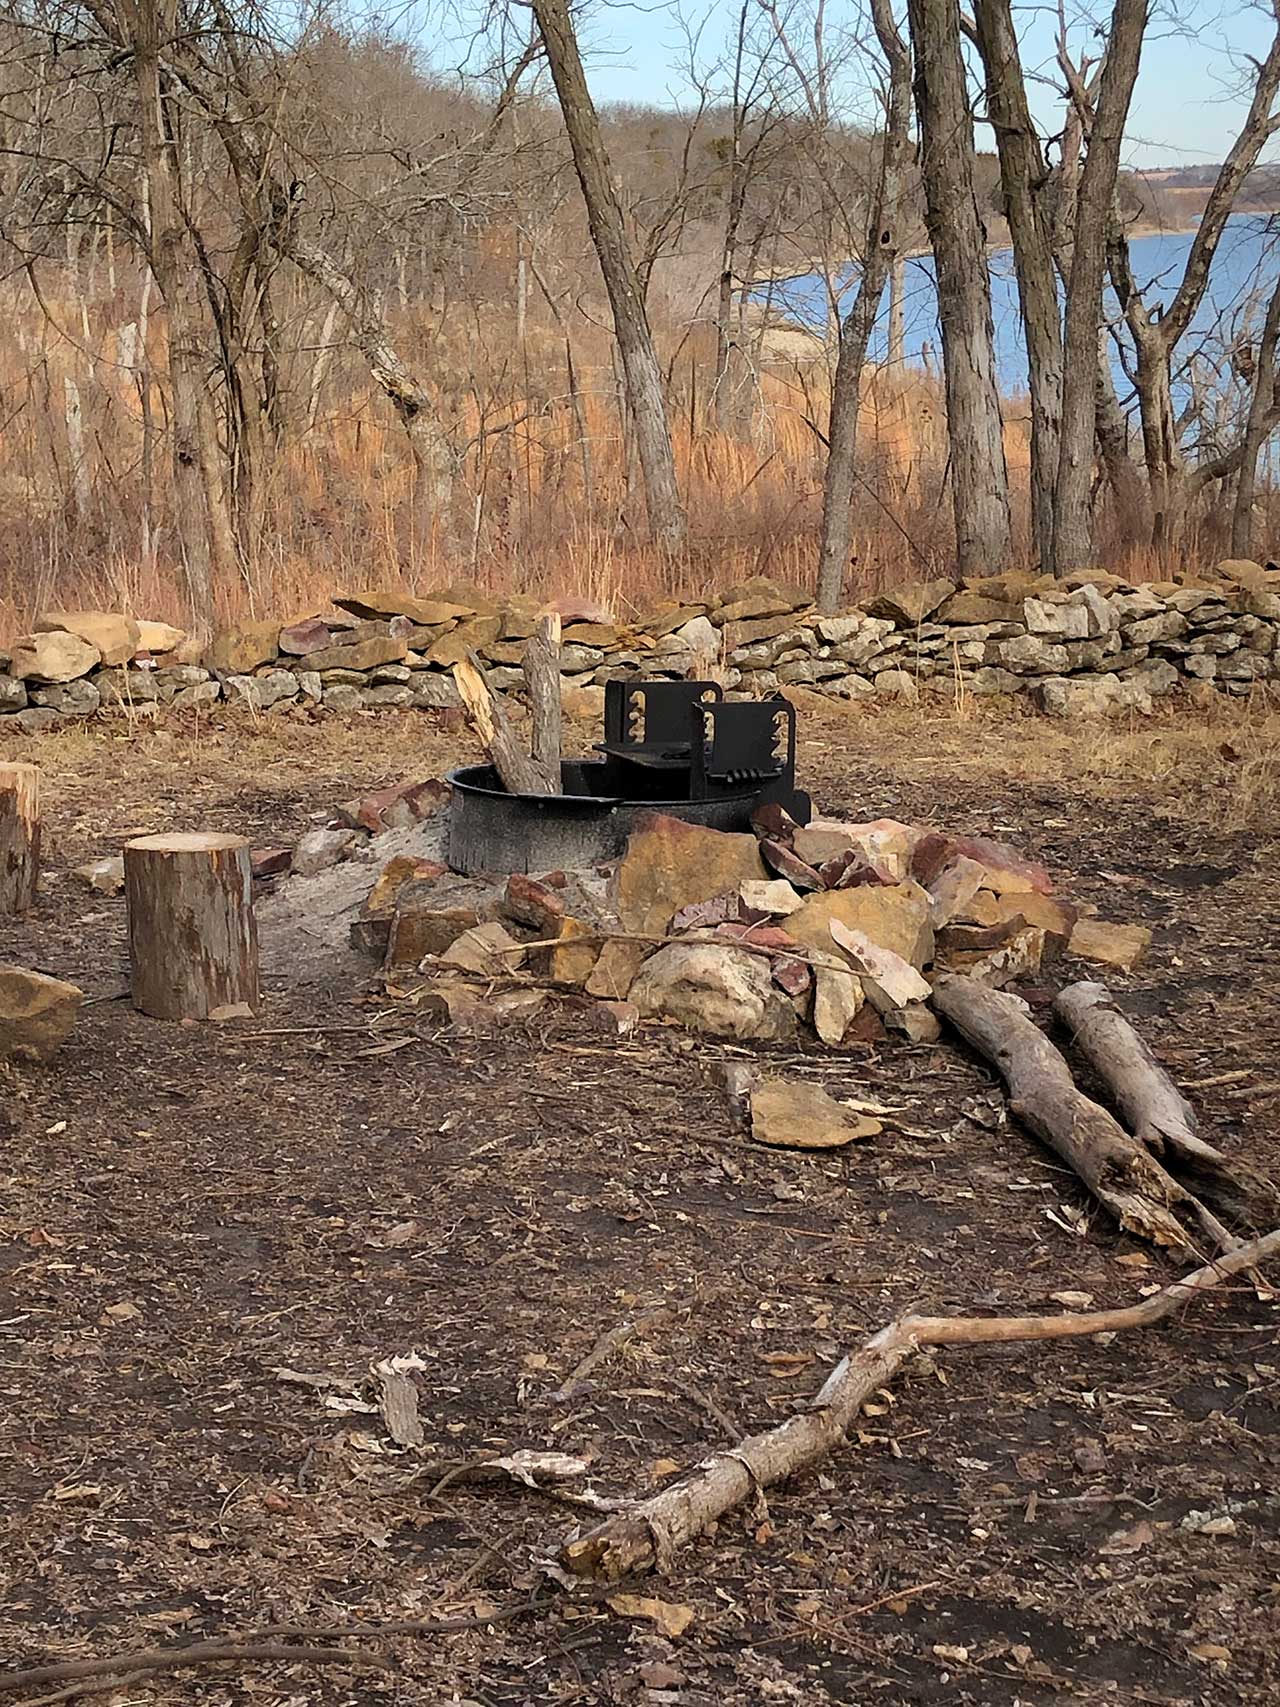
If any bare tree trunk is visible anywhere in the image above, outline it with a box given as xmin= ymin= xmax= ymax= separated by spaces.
xmin=816 ymin=0 xmax=911 ymax=611
xmin=907 ymin=0 xmax=1011 ymax=573
xmin=973 ymin=0 xmax=1062 ymax=575
xmin=1094 ymin=333 xmax=1148 ymax=532
xmin=887 ymin=254 xmax=905 ymax=368
xmin=530 ymin=0 xmax=686 ymax=548
xmin=306 ymin=298 xmax=341 ymax=435
xmin=124 ymin=19 xmax=236 ymax=637
xmin=1231 ymin=273 xmax=1280 ymax=557
xmin=63 ymin=375 xmax=92 ymax=523
xmin=1054 ymin=0 xmax=1147 ymax=574
xmin=1104 ymin=19 xmax=1280 ymax=551
xmin=274 ymin=223 xmax=458 ymax=532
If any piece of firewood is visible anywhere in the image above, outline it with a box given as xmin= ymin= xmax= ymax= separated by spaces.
xmin=1054 ymin=980 xmax=1274 ymax=1223
xmin=0 ymin=760 xmax=40 ymax=913
xmin=931 ymin=972 xmax=1234 ymax=1254
xmin=124 ymin=832 xmax=259 ymax=1019
xmin=562 ymin=1226 xmax=1280 ymax=1580
xmin=523 ymin=614 xmax=563 ymax=794
xmin=452 ymin=650 xmax=550 ymax=796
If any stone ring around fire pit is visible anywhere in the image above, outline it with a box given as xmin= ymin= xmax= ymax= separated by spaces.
xmin=447 ymin=678 xmax=812 ymax=876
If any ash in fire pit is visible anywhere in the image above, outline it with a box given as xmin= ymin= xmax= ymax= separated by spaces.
xmin=447 ymin=679 xmax=811 ymax=876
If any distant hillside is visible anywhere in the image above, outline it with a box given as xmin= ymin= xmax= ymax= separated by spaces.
xmin=1139 ymin=162 xmax=1280 ymax=217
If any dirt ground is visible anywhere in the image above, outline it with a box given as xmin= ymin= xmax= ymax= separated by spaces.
xmin=2 ymin=696 xmax=1279 ymax=1707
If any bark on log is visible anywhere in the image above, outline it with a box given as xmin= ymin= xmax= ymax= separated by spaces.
xmin=563 ymin=1226 xmax=1280 ymax=1580
xmin=452 ymin=652 xmax=550 ymax=796
xmin=932 ymin=972 xmax=1233 ymax=1253
xmin=523 ymin=614 xmax=563 ymax=794
xmin=0 ymin=761 xmax=40 ymax=914
xmin=1054 ymin=980 xmax=1275 ymax=1223
xmin=124 ymin=833 xmax=259 ymax=1019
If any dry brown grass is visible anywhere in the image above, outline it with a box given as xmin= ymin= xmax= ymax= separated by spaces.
xmin=11 ymin=695 xmax=1275 ymax=871
xmin=4 ymin=272 xmax=1255 ymax=643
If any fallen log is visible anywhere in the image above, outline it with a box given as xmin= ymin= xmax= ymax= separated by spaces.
xmin=0 ymin=760 xmax=40 ymax=914
xmin=1054 ymin=980 xmax=1274 ymax=1224
xmin=931 ymin=972 xmax=1233 ymax=1253
xmin=452 ymin=650 xmax=549 ymax=796
xmin=561 ymin=1226 xmax=1280 ymax=1581
xmin=523 ymin=613 xmax=563 ymax=795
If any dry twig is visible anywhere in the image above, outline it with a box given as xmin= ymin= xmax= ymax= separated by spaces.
xmin=561 ymin=1227 xmax=1280 ymax=1580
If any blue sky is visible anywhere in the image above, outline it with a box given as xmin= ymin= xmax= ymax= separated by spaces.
xmin=560 ymin=0 xmax=1279 ymax=167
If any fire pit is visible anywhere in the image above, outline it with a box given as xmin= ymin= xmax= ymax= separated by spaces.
xmin=447 ymin=679 xmax=810 ymax=875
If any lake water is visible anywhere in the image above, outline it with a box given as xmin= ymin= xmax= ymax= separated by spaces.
xmin=758 ymin=214 xmax=1280 ymax=397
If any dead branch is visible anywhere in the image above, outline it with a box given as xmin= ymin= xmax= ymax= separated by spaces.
xmin=931 ymin=973 xmax=1234 ymax=1253
xmin=553 ymin=1301 xmax=682 ymax=1401
xmin=2 ymin=1598 xmax=556 ymax=1697
xmin=1054 ymin=980 xmax=1276 ymax=1224
xmin=451 ymin=651 xmax=549 ymax=796
xmin=561 ymin=1227 xmax=1280 ymax=1581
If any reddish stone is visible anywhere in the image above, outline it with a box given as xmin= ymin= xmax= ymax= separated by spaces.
xmin=911 ymin=830 xmax=1053 ymax=896
xmin=341 ymin=778 xmax=448 ymax=834
xmin=844 ymin=1005 xmax=888 ymax=1042
xmin=278 ymin=617 xmax=333 ymax=656
xmin=251 ymin=846 xmax=292 ymax=878
xmin=503 ymin=872 xmax=567 ymax=932
xmin=670 ymin=892 xmax=751 ymax=934
xmin=714 ymin=921 xmax=810 ymax=995
xmin=760 ymin=839 xmax=824 ymax=891
xmin=819 ymin=848 xmax=899 ymax=890
xmin=752 ymin=800 xmax=803 ymax=842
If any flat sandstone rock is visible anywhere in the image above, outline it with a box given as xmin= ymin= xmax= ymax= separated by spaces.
xmin=0 ymin=965 xmax=82 ymax=1062
xmin=750 ymin=1078 xmax=881 ymax=1149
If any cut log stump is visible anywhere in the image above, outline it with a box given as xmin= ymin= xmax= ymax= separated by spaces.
xmin=124 ymin=832 xmax=259 ymax=1019
xmin=0 ymin=761 xmax=40 ymax=914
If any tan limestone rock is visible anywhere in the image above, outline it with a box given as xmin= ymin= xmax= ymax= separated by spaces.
xmin=793 ymin=817 xmax=918 ymax=880
xmin=136 ymin=620 xmax=186 ymax=655
xmin=306 ymin=634 xmax=409 ymax=673
xmin=384 ymin=875 xmax=500 ymax=967
xmin=750 ymin=1077 xmax=881 ymax=1149
xmin=615 ymin=814 xmax=768 ymax=937
xmin=786 ymin=881 xmax=934 ymax=970
xmin=867 ymin=577 xmax=956 ymax=625
xmin=629 ymin=942 xmax=796 ymax=1040
xmin=829 ymin=920 xmax=932 ymax=1011
xmin=36 ymin=610 xmax=141 ymax=666
xmin=0 ymin=964 xmax=82 ymax=1062
xmin=8 ymin=631 xmax=101 ymax=683
xmin=441 ymin=920 xmax=525 ymax=975
xmin=1068 ymin=917 xmax=1151 ymax=971
xmin=425 ymin=616 xmax=504 ymax=669
xmin=812 ymin=955 xmax=865 ymax=1045
xmin=207 ymin=620 xmax=280 ymax=675
xmin=739 ymin=878 xmax=803 ymax=916
xmin=334 ymin=591 xmax=475 ymax=625
xmin=543 ymin=917 xmax=601 ymax=986
xmin=926 ymin=855 xmax=989 ymax=926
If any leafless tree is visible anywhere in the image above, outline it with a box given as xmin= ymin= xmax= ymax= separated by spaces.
xmin=528 ymin=0 xmax=687 ymax=547
xmin=1053 ymin=0 xmax=1147 ymax=572
xmin=816 ymin=0 xmax=912 ymax=610
xmin=907 ymin=0 xmax=1011 ymax=572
